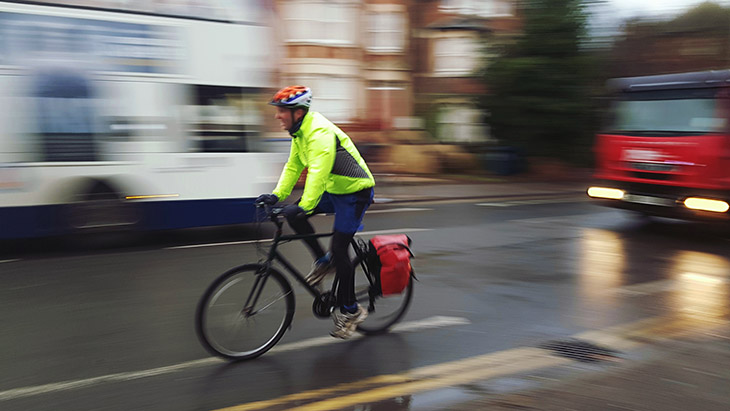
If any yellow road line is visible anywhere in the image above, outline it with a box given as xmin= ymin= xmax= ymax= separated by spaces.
xmin=213 ymin=348 xmax=567 ymax=411
xmin=290 ymin=350 xmax=566 ymax=411
xmin=213 ymin=375 xmax=405 ymax=411
xmin=211 ymin=316 xmax=728 ymax=411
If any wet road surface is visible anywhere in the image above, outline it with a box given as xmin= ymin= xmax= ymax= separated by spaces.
xmin=1 ymin=194 xmax=729 ymax=410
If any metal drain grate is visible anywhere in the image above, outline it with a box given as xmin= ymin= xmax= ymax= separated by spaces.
xmin=539 ymin=338 xmax=620 ymax=363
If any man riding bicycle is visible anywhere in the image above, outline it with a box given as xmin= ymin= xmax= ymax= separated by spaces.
xmin=256 ymin=85 xmax=375 ymax=339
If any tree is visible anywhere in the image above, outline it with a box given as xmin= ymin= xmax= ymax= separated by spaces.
xmin=611 ymin=2 xmax=730 ymax=77
xmin=480 ymin=0 xmax=599 ymax=166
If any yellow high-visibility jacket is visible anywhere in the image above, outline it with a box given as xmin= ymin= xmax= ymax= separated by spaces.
xmin=272 ymin=111 xmax=375 ymax=213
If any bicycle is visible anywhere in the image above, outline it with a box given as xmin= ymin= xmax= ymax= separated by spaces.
xmin=195 ymin=204 xmax=414 ymax=361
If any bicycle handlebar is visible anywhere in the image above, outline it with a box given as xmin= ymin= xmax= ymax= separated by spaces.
xmin=254 ymin=202 xmax=286 ymax=225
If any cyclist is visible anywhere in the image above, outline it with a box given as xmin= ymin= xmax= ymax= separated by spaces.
xmin=256 ymin=85 xmax=375 ymax=339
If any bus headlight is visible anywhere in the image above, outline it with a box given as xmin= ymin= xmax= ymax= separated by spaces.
xmin=683 ymin=197 xmax=730 ymax=213
xmin=587 ymin=187 xmax=625 ymax=200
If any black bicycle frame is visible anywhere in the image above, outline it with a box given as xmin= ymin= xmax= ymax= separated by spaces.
xmin=267 ymin=231 xmax=335 ymax=298
xmin=244 ymin=208 xmax=375 ymax=315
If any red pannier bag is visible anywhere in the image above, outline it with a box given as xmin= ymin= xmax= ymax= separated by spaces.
xmin=368 ymin=234 xmax=414 ymax=296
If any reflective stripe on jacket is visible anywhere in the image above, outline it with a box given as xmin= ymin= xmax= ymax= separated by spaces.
xmin=272 ymin=111 xmax=375 ymax=213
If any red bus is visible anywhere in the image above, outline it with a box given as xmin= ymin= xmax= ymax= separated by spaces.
xmin=588 ymin=70 xmax=730 ymax=221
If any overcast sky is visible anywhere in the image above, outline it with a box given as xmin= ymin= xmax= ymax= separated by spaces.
xmin=608 ymin=0 xmax=730 ymax=18
xmin=588 ymin=0 xmax=730 ymax=37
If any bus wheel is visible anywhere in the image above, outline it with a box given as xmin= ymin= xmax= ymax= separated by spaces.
xmin=64 ymin=189 xmax=139 ymax=249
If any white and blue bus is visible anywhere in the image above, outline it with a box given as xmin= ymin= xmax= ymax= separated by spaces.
xmin=0 ymin=1 xmax=286 ymax=239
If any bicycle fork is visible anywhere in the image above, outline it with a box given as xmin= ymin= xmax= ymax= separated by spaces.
xmin=241 ymin=265 xmax=274 ymax=317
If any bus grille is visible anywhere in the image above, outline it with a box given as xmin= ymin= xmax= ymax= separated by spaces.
xmin=632 ymin=172 xmax=672 ymax=181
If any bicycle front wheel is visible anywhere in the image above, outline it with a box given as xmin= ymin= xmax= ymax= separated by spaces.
xmin=195 ymin=264 xmax=295 ymax=361
xmin=354 ymin=260 xmax=414 ymax=335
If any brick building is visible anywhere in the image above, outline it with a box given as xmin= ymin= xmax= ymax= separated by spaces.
xmin=409 ymin=0 xmax=519 ymax=143
xmin=273 ymin=0 xmax=520 ymax=143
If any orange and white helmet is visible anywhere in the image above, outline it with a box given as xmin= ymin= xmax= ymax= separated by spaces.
xmin=269 ymin=85 xmax=312 ymax=108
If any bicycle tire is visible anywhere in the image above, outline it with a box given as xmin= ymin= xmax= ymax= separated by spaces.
xmin=354 ymin=260 xmax=414 ymax=335
xmin=195 ymin=264 xmax=295 ymax=361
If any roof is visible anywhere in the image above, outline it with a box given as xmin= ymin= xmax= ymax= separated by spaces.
xmin=608 ymin=70 xmax=730 ymax=92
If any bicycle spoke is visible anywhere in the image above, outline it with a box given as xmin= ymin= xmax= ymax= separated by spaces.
xmin=196 ymin=265 xmax=294 ymax=360
xmin=250 ymin=290 xmax=292 ymax=315
xmin=222 ymin=314 xmax=249 ymax=347
xmin=209 ymin=277 xmax=246 ymax=306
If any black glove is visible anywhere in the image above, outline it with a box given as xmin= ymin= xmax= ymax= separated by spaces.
xmin=255 ymin=193 xmax=278 ymax=205
xmin=280 ymin=204 xmax=306 ymax=220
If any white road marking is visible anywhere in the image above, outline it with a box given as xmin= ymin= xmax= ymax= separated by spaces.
xmin=510 ymin=211 xmax=619 ymax=225
xmin=269 ymin=316 xmax=469 ymax=354
xmin=475 ymin=203 xmax=510 ymax=207
xmin=512 ymin=216 xmax=583 ymax=225
xmin=0 ymin=358 xmax=219 ymax=402
xmin=165 ymin=239 xmax=272 ymax=250
xmin=165 ymin=227 xmax=432 ymax=250
xmin=366 ymin=208 xmax=433 ymax=214
xmin=613 ymin=280 xmax=677 ymax=296
xmin=0 ymin=316 xmax=469 ymax=402
xmin=0 ymin=259 xmax=20 ymax=264
xmin=358 ymin=228 xmax=432 ymax=236
xmin=477 ymin=198 xmax=584 ymax=208
xmin=314 ymin=208 xmax=432 ymax=217
xmin=614 ymin=277 xmax=729 ymax=297
xmin=681 ymin=367 xmax=723 ymax=378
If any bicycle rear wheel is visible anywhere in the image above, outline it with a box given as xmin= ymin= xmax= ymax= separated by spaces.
xmin=353 ymin=258 xmax=413 ymax=335
xmin=196 ymin=264 xmax=294 ymax=361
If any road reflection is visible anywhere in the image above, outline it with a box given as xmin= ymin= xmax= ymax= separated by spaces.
xmin=578 ymin=225 xmax=729 ymax=327
xmin=671 ymin=250 xmax=729 ymax=324
xmin=579 ymin=228 xmax=625 ymax=304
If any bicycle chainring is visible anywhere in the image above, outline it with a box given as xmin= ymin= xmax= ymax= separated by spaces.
xmin=312 ymin=291 xmax=336 ymax=318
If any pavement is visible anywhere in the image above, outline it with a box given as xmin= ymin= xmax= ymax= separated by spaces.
xmin=369 ymin=172 xmax=591 ymax=205
xmin=287 ymin=173 xmax=591 ymax=211
xmin=456 ymin=324 xmax=730 ymax=411
xmin=362 ymin=173 xmax=730 ymax=411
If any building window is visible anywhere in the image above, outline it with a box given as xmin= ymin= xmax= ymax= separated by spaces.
xmin=283 ymin=0 xmax=358 ymax=45
xmin=367 ymin=81 xmax=409 ymax=128
xmin=437 ymin=104 xmax=490 ymax=143
xmin=292 ymin=75 xmax=358 ymax=122
xmin=433 ymin=37 xmax=479 ymax=75
xmin=440 ymin=0 xmax=512 ymax=17
xmin=366 ymin=12 xmax=406 ymax=53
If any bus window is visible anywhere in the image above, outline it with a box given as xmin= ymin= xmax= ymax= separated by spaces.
xmin=187 ymin=86 xmax=262 ymax=153
xmin=32 ymin=69 xmax=102 ymax=162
